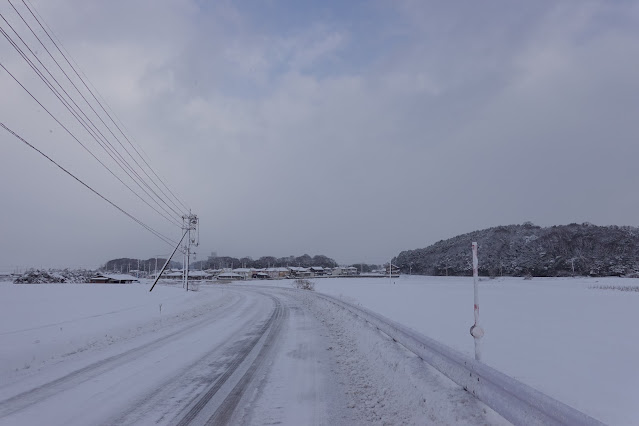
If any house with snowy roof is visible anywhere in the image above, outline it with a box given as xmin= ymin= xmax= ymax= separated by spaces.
xmin=309 ymin=266 xmax=326 ymax=276
xmin=217 ymin=272 xmax=244 ymax=281
xmin=288 ymin=266 xmax=311 ymax=277
xmin=266 ymin=267 xmax=290 ymax=279
xmin=385 ymin=264 xmax=401 ymax=276
xmin=90 ymin=273 xmax=139 ymax=284
xmin=332 ymin=266 xmax=358 ymax=276
xmin=232 ymin=268 xmax=253 ymax=279
xmin=187 ymin=270 xmax=213 ymax=280
xmin=163 ymin=271 xmax=184 ymax=279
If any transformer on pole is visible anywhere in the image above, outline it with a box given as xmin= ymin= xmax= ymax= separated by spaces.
xmin=470 ymin=242 xmax=484 ymax=361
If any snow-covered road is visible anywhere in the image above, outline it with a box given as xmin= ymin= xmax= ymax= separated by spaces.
xmin=0 ymin=283 xmax=507 ymax=425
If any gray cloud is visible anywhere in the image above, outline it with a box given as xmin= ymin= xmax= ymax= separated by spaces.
xmin=1 ymin=0 xmax=638 ymax=269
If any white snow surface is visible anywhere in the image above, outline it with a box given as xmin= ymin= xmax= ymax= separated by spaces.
xmin=1 ymin=276 xmax=636 ymax=425
xmin=0 ymin=280 xmax=506 ymax=425
xmin=255 ymin=275 xmax=639 ymax=425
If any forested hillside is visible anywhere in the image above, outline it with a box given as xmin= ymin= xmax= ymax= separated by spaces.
xmin=394 ymin=223 xmax=639 ymax=277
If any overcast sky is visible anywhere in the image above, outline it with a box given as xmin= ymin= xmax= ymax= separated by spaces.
xmin=1 ymin=0 xmax=639 ymax=270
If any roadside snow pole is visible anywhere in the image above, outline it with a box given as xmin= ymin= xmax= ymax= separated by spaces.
xmin=470 ymin=242 xmax=484 ymax=361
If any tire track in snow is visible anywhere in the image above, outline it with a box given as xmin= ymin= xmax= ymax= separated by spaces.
xmin=107 ymin=290 xmax=278 ymax=426
xmin=240 ymin=285 xmax=510 ymax=425
xmin=172 ymin=292 xmax=286 ymax=426
xmin=0 ymin=291 xmax=244 ymax=419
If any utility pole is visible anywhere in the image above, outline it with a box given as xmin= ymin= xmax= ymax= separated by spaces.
xmin=182 ymin=250 xmax=186 ymax=289
xmin=182 ymin=212 xmax=199 ymax=291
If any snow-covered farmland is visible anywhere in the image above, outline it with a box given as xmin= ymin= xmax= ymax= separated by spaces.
xmin=255 ymin=275 xmax=639 ymax=425
xmin=0 ymin=280 xmax=506 ymax=425
xmin=0 ymin=281 xmax=221 ymax=378
xmin=0 ymin=276 xmax=637 ymax=425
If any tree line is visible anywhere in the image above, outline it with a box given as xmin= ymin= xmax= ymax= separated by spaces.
xmin=102 ymin=258 xmax=181 ymax=273
xmin=194 ymin=253 xmax=339 ymax=270
xmin=102 ymin=254 xmax=382 ymax=274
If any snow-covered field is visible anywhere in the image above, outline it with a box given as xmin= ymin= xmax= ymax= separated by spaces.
xmin=0 ymin=280 xmax=506 ymax=425
xmin=256 ymin=275 xmax=639 ymax=425
xmin=0 ymin=280 xmax=219 ymax=377
xmin=0 ymin=276 xmax=636 ymax=425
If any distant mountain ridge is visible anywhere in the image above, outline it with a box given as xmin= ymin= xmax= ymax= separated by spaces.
xmin=394 ymin=223 xmax=639 ymax=277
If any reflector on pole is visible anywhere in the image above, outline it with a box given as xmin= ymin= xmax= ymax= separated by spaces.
xmin=470 ymin=242 xmax=484 ymax=361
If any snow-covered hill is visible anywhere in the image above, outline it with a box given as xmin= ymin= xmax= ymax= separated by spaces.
xmin=395 ymin=222 xmax=639 ymax=277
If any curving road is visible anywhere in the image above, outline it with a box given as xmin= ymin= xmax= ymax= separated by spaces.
xmin=0 ymin=285 xmax=508 ymax=426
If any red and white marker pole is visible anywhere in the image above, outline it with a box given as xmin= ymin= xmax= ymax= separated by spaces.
xmin=470 ymin=242 xmax=484 ymax=361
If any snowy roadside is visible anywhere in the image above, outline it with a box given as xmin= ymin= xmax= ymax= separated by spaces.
xmin=218 ymin=286 xmax=509 ymax=426
xmin=0 ymin=282 xmax=234 ymax=391
xmin=246 ymin=276 xmax=639 ymax=425
xmin=291 ymin=288 xmax=509 ymax=425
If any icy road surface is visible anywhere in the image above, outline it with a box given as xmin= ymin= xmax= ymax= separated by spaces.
xmin=0 ymin=283 xmax=506 ymax=425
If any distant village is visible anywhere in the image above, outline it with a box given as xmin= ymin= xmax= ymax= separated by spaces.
xmin=90 ymin=264 xmax=401 ymax=284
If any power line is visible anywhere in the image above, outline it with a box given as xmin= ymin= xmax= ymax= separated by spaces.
xmin=0 ymin=121 xmax=178 ymax=247
xmin=0 ymin=25 xmax=184 ymax=226
xmin=20 ymin=0 xmax=191 ymax=215
xmin=90 ymin=85 xmax=192 ymax=213
xmin=0 ymin=59 xmax=183 ymax=228
xmin=0 ymin=7 xmax=187 ymax=221
xmin=0 ymin=1 xmax=194 ymax=251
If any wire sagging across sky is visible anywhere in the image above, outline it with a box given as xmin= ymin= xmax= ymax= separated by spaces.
xmin=0 ymin=122 xmax=178 ymax=247
xmin=0 ymin=0 xmax=190 ymax=245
